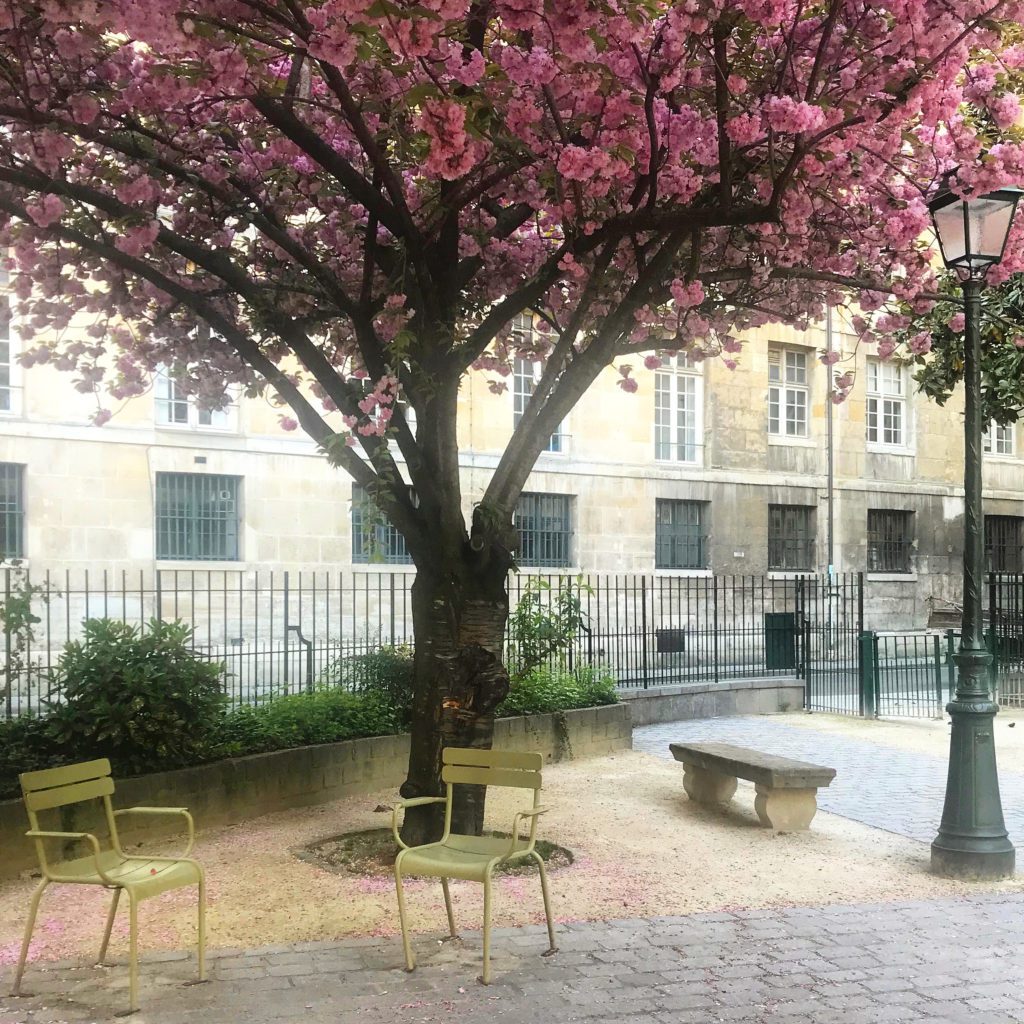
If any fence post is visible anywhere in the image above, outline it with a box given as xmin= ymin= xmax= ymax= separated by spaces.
xmin=283 ymin=570 xmax=290 ymax=691
xmin=858 ymin=631 xmax=877 ymax=718
xmin=640 ymin=576 xmax=649 ymax=690
xmin=3 ymin=568 xmax=11 ymax=720
xmin=945 ymin=629 xmax=956 ymax=700
xmin=712 ymin=577 xmax=720 ymax=687
xmin=933 ymin=633 xmax=945 ymax=713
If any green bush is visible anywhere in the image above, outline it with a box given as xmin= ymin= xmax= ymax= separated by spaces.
xmin=317 ymin=645 xmax=414 ymax=726
xmin=216 ymin=690 xmax=401 ymax=757
xmin=0 ymin=715 xmax=64 ymax=799
xmin=498 ymin=664 xmax=618 ymax=717
xmin=45 ymin=618 xmax=227 ymax=775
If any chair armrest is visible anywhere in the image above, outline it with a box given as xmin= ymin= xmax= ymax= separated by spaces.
xmin=25 ymin=830 xmax=118 ymax=884
xmin=391 ymin=797 xmax=447 ymax=851
xmin=506 ymin=805 xmax=553 ymax=858
xmin=113 ymin=807 xmax=196 ymax=855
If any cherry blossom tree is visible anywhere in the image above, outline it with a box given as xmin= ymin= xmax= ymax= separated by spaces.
xmin=3 ymin=0 xmax=1024 ymax=841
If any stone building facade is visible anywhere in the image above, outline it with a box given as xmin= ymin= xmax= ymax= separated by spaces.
xmin=2 ymin=284 xmax=1022 ymax=631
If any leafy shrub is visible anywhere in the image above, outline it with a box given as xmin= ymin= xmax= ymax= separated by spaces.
xmin=506 ymin=577 xmax=592 ymax=681
xmin=45 ymin=618 xmax=226 ymax=775
xmin=216 ymin=690 xmax=401 ymax=757
xmin=317 ymin=645 xmax=414 ymax=726
xmin=0 ymin=715 xmax=63 ymax=799
xmin=498 ymin=665 xmax=618 ymax=717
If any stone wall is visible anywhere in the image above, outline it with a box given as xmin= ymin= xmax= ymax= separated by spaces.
xmin=620 ymin=678 xmax=804 ymax=727
xmin=0 ymin=703 xmax=631 ymax=881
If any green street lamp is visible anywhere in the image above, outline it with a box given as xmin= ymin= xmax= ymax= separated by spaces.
xmin=928 ymin=176 xmax=1022 ymax=880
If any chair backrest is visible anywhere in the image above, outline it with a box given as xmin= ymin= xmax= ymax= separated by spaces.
xmin=20 ymin=759 xmax=117 ymax=870
xmin=441 ymin=747 xmax=542 ymax=790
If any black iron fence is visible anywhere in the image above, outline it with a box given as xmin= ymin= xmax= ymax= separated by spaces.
xmin=5 ymin=567 xmax=1024 ymax=720
xmin=3 ymin=568 xmax=866 ymax=718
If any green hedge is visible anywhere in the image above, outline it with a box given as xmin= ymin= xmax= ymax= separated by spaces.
xmin=0 ymin=629 xmax=617 ymax=799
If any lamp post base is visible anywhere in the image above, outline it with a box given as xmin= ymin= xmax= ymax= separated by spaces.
xmin=931 ymin=655 xmax=1015 ymax=880
xmin=931 ymin=838 xmax=1015 ymax=880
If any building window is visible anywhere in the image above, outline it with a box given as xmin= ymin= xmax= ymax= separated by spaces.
xmin=867 ymin=509 xmax=914 ymax=573
xmin=351 ymin=484 xmax=413 ymax=565
xmin=515 ymin=493 xmax=572 ymax=568
xmin=985 ymin=515 xmax=1024 ymax=573
xmin=155 ymin=369 xmax=235 ymax=430
xmin=768 ymin=504 xmax=814 ymax=570
xmin=866 ymin=359 xmax=908 ymax=448
xmin=0 ymin=268 xmax=21 ymax=415
xmin=155 ymin=473 xmax=240 ymax=561
xmin=655 ymin=499 xmax=708 ymax=569
xmin=512 ymin=315 xmax=564 ymax=452
xmin=655 ymin=354 xmax=702 ymax=462
xmin=0 ymin=463 xmax=24 ymax=559
xmin=984 ymin=421 xmax=1015 ymax=457
xmin=767 ymin=347 xmax=808 ymax=438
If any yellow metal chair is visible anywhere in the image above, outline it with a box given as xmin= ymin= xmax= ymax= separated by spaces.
xmin=11 ymin=758 xmax=206 ymax=1013
xmin=391 ymin=747 xmax=557 ymax=984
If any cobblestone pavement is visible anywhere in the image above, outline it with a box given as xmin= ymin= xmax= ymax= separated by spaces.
xmin=634 ymin=716 xmax=1024 ymax=847
xmin=3 ymin=893 xmax=1023 ymax=1024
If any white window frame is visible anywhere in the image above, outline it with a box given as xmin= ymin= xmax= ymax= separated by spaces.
xmin=654 ymin=353 xmax=703 ymax=464
xmin=0 ymin=268 xmax=23 ymax=417
xmin=866 ymin=358 xmax=911 ymax=451
xmin=984 ymin=421 xmax=1016 ymax=457
xmin=154 ymin=368 xmax=236 ymax=432
xmin=767 ymin=347 xmax=809 ymax=439
xmin=512 ymin=314 xmax=566 ymax=454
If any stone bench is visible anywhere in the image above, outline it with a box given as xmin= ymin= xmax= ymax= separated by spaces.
xmin=669 ymin=741 xmax=836 ymax=832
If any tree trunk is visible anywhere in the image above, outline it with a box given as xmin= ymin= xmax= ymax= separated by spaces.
xmin=399 ymin=555 xmax=511 ymax=846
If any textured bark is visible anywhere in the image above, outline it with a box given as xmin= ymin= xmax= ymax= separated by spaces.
xmin=399 ymin=557 xmax=511 ymax=846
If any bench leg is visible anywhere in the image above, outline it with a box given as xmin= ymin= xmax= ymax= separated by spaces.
xmin=683 ymin=766 xmax=737 ymax=805
xmin=754 ymin=786 xmax=818 ymax=831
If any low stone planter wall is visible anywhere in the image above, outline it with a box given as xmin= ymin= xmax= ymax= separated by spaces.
xmin=619 ymin=678 xmax=804 ymax=727
xmin=0 ymin=703 xmax=631 ymax=881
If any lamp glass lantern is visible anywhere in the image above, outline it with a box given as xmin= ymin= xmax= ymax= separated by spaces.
xmin=928 ymin=183 xmax=1024 ymax=277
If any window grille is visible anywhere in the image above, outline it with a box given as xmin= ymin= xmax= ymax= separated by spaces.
xmin=655 ymin=499 xmax=708 ymax=569
xmin=866 ymin=359 xmax=908 ymax=447
xmin=985 ymin=515 xmax=1024 ymax=573
xmin=155 ymin=473 xmax=240 ymax=561
xmin=0 ymin=462 xmax=24 ymax=558
xmin=767 ymin=348 xmax=808 ymax=437
xmin=351 ymin=484 xmax=413 ymax=564
xmin=655 ymin=354 xmax=701 ymax=462
xmin=867 ymin=509 xmax=914 ymax=573
xmin=515 ymin=493 xmax=572 ymax=568
xmin=768 ymin=504 xmax=814 ymax=570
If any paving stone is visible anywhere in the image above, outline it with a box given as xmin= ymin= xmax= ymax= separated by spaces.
xmin=633 ymin=716 xmax=1024 ymax=845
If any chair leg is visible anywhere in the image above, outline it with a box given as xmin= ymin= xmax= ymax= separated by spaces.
xmin=11 ymin=878 xmax=49 ymax=996
xmin=127 ymin=893 xmax=139 ymax=1014
xmin=393 ymin=863 xmax=415 ymax=972
xmin=532 ymin=851 xmax=558 ymax=954
xmin=196 ymin=874 xmax=207 ymax=982
xmin=98 ymin=887 xmax=122 ymax=965
xmin=480 ymin=871 xmax=493 ymax=985
xmin=440 ymin=879 xmax=457 ymax=939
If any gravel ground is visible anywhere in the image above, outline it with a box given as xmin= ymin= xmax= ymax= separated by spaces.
xmin=3 ymin=711 xmax=1023 ymax=970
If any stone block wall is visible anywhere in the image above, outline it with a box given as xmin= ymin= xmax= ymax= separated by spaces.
xmin=0 ymin=703 xmax=631 ymax=881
